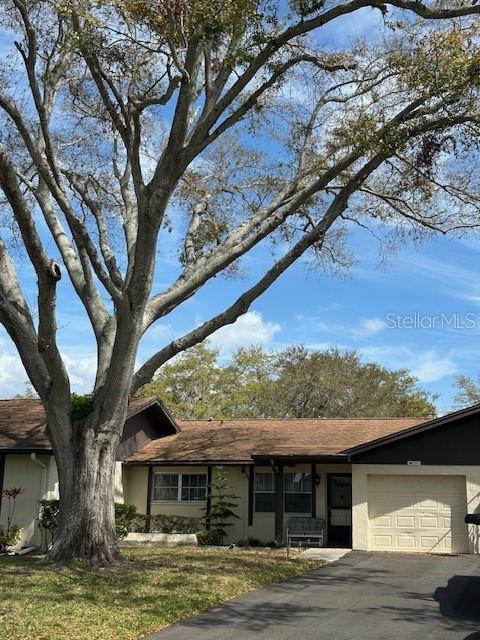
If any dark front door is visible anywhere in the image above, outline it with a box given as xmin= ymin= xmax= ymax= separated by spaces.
xmin=327 ymin=474 xmax=352 ymax=548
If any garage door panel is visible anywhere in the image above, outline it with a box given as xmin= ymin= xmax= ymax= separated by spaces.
xmin=367 ymin=475 xmax=468 ymax=554
xmin=419 ymin=516 xmax=439 ymax=528
xmin=397 ymin=515 xmax=415 ymax=528
xmin=397 ymin=535 xmax=416 ymax=549
xmin=374 ymin=515 xmax=392 ymax=527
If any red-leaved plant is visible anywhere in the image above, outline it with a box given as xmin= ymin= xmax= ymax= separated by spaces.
xmin=0 ymin=487 xmax=24 ymax=551
xmin=2 ymin=487 xmax=24 ymax=530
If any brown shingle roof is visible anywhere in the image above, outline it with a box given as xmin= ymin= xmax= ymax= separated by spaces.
xmin=125 ymin=417 xmax=424 ymax=464
xmin=0 ymin=397 xmax=162 ymax=451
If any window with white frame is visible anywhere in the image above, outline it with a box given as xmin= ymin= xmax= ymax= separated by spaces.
xmin=284 ymin=472 xmax=312 ymax=513
xmin=153 ymin=472 xmax=207 ymax=502
xmin=254 ymin=472 xmax=275 ymax=512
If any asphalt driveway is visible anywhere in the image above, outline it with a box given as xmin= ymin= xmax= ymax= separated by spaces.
xmin=145 ymin=551 xmax=480 ymax=640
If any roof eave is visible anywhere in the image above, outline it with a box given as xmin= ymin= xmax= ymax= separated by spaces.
xmin=123 ymin=459 xmax=254 ymax=466
xmin=252 ymin=453 xmax=350 ymax=463
xmin=0 ymin=447 xmax=53 ymax=454
xmin=345 ymin=403 xmax=480 ymax=456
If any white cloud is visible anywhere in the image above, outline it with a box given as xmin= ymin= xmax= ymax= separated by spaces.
xmin=359 ymin=344 xmax=457 ymax=383
xmin=411 ymin=352 xmax=457 ymax=384
xmin=0 ymin=350 xmax=30 ymax=398
xmin=352 ymin=317 xmax=387 ymax=338
xmin=0 ymin=328 xmax=98 ymax=397
xmin=61 ymin=353 xmax=97 ymax=393
xmin=210 ymin=311 xmax=281 ymax=350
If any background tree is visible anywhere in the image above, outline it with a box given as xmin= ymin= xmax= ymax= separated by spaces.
xmin=1 ymin=0 xmax=480 ymax=564
xmin=142 ymin=343 xmax=436 ymax=418
xmin=454 ymin=374 xmax=480 ymax=408
xmin=272 ymin=346 xmax=437 ymax=418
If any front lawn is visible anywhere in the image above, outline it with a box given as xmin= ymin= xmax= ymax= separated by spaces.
xmin=0 ymin=546 xmax=320 ymax=640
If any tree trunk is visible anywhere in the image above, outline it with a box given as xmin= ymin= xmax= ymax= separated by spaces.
xmin=48 ymin=421 xmax=122 ymax=566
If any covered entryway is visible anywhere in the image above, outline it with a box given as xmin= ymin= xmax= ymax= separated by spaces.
xmin=367 ymin=475 xmax=469 ymax=553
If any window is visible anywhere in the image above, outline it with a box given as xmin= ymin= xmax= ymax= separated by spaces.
xmin=254 ymin=470 xmax=313 ymax=513
xmin=284 ymin=472 xmax=312 ymax=513
xmin=181 ymin=473 xmax=207 ymax=501
xmin=255 ymin=472 xmax=275 ymax=512
xmin=153 ymin=473 xmax=179 ymax=501
xmin=153 ymin=473 xmax=207 ymax=502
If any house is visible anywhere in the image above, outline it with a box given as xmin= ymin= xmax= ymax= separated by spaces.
xmin=1 ymin=396 xmax=480 ymax=554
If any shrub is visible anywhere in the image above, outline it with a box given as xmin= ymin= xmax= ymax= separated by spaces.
xmin=38 ymin=499 xmax=60 ymax=546
xmin=197 ymin=529 xmax=223 ymax=546
xmin=132 ymin=514 xmax=200 ymax=534
xmin=115 ymin=503 xmax=137 ymax=540
xmin=38 ymin=500 xmax=137 ymax=541
xmin=0 ymin=525 xmax=21 ymax=552
xmin=237 ymin=537 xmax=275 ymax=548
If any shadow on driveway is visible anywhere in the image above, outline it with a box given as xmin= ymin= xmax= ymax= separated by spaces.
xmin=434 ymin=576 xmax=480 ymax=622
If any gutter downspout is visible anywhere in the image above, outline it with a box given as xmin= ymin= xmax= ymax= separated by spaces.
xmin=30 ymin=453 xmax=48 ymax=549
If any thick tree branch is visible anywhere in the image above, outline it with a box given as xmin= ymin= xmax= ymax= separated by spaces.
xmin=0 ymin=146 xmax=70 ymax=398
xmin=132 ymin=147 xmax=391 ymax=392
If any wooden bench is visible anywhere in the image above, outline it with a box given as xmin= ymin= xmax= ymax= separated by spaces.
xmin=286 ymin=516 xmax=326 ymax=549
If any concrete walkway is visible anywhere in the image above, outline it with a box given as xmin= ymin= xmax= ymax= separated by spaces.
xmin=297 ymin=547 xmax=351 ymax=563
xmin=144 ymin=551 xmax=480 ymax=640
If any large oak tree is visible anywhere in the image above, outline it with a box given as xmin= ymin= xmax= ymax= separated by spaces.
xmin=1 ymin=0 xmax=480 ymax=564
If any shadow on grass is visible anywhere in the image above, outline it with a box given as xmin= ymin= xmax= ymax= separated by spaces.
xmin=0 ymin=547 xmax=319 ymax=618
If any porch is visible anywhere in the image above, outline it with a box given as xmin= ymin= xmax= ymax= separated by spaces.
xmin=134 ymin=458 xmax=353 ymax=547
xmin=248 ymin=457 xmax=352 ymax=547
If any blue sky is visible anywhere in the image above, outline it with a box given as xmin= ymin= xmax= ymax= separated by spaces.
xmin=1 ymin=6 xmax=478 ymax=414
xmin=2 ymin=219 xmax=479 ymax=415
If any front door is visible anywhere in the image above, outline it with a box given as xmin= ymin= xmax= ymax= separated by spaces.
xmin=327 ymin=474 xmax=352 ymax=548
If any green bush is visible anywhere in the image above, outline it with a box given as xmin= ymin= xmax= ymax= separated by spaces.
xmin=38 ymin=500 xmax=137 ymax=541
xmin=115 ymin=503 xmax=137 ymax=540
xmin=132 ymin=514 xmax=200 ymax=534
xmin=71 ymin=394 xmax=93 ymax=420
xmin=0 ymin=525 xmax=21 ymax=552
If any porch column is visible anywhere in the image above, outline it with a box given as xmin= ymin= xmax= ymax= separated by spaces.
xmin=274 ymin=462 xmax=284 ymax=546
xmin=311 ymin=463 xmax=317 ymax=518
xmin=247 ymin=466 xmax=254 ymax=527
xmin=145 ymin=464 xmax=154 ymax=533
xmin=206 ymin=465 xmax=213 ymax=530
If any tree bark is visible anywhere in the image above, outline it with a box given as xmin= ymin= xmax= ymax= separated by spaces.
xmin=48 ymin=417 xmax=122 ymax=566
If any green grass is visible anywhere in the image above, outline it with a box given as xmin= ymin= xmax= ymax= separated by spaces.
xmin=0 ymin=546 xmax=321 ymax=640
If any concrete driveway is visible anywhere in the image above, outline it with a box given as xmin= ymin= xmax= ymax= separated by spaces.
xmin=145 ymin=551 xmax=480 ymax=640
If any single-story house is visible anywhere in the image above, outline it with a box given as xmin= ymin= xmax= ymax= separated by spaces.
xmin=1 ymin=396 xmax=479 ymax=554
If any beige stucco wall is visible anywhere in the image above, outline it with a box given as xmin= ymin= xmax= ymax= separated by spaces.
xmin=124 ymin=465 xmax=249 ymax=544
xmin=124 ymin=465 xmax=148 ymax=510
xmin=1 ymin=454 xmax=54 ymax=547
xmin=352 ymin=464 xmax=480 ymax=554
xmin=1 ymin=455 xmax=125 ymax=549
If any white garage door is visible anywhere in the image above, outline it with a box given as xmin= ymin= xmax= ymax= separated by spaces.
xmin=368 ymin=475 xmax=468 ymax=554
